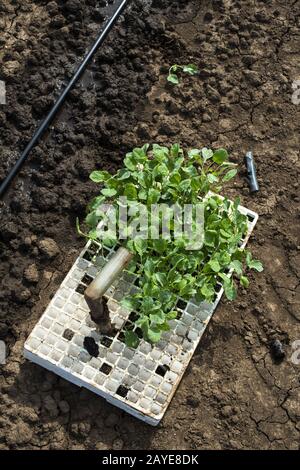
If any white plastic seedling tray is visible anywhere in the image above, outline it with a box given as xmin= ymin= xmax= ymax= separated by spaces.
xmin=24 ymin=203 xmax=258 ymax=425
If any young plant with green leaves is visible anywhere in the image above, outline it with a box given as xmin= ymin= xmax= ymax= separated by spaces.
xmin=82 ymin=144 xmax=263 ymax=347
xmin=167 ymin=64 xmax=199 ymax=84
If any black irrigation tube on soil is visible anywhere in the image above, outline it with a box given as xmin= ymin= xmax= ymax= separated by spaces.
xmin=0 ymin=0 xmax=129 ymax=198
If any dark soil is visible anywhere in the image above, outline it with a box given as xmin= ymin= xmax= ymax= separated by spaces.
xmin=83 ymin=337 xmax=99 ymax=358
xmin=0 ymin=0 xmax=300 ymax=450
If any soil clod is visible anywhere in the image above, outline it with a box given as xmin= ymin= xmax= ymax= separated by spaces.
xmin=270 ymin=339 xmax=286 ymax=362
xmin=63 ymin=329 xmax=75 ymax=341
xmin=83 ymin=336 xmax=99 ymax=357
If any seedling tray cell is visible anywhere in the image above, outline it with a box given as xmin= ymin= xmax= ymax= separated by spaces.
xmin=24 ymin=203 xmax=258 ymax=425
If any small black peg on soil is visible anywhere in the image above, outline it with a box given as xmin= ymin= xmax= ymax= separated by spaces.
xmin=270 ymin=339 xmax=285 ymax=362
xmin=245 ymin=151 xmax=259 ymax=193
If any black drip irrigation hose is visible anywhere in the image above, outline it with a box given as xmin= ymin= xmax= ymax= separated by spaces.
xmin=0 ymin=0 xmax=129 ymax=198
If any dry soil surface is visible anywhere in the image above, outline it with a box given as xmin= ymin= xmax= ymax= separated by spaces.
xmin=0 ymin=0 xmax=300 ymax=450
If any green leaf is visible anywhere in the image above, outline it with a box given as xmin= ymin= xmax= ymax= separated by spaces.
xmin=200 ymin=283 xmax=215 ymax=298
xmin=147 ymin=327 xmax=162 ymax=343
xmin=170 ymin=65 xmax=178 ymax=73
xmin=202 ymin=147 xmax=214 ymax=161
xmin=125 ymin=331 xmax=139 ymax=349
xmin=147 ymin=188 xmax=161 ymax=204
xmin=188 ymin=149 xmax=200 ymax=159
xmin=134 ymin=238 xmax=148 ymax=257
xmin=183 ymin=64 xmax=199 ymax=75
xmin=124 ymin=183 xmax=137 ymax=200
xmin=90 ymin=170 xmax=110 ymax=183
xmin=207 ymin=197 xmax=218 ymax=209
xmin=230 ymin=260 xmax=243 ymax=276
xmin=85 ymin=211 xmax=100 ymax=227
xmin=160 ymin=321 xmax=171 ymax=332
xmin=87 ymin=195 xmax=105 ymax=211
xmin=142 ymin=143 xmax=150 ymax=154
xmin=144 ymin=258 xmax=155 ymax=278
xmin=169 ymin=172 xmax=181 ymax=185
xmin=101 ymin=188 xmax=117 ymax=197
xmin=153 ymin=144 xmax=169 ymax=161
xmin=223 ymin=169 xmax=238 ymax=182
xmin=248 ymin=259 xmax=264 ymax=272
xmin=220 ymin=229 xmax=232 ymax=239
xmin=213 ymin=148 xmax=229 ymax=165
xmin=141 ymin=297 xmax=155 ymax=313
xmin=120 ymin=297 xmax=137 ymax=311
xmin=135 ymin=314 xmax=149 ymax=329
xmin=132 ymin=147 xmax=147 ymax=161
xmin=88 ymin=229 xmax=99 ymax=240
xmin=150 ymin=310 xmax=165 ymax=325
xmin=170 ymin=143 xmax=180 ymax=158
xmin=153 ymin=239 xmax=168 ymax=254
xmin=124 ymin=154 xmax=136 ymax=171
xmin=117 ymin=170 xmax=131 ymax=180
xmin=179 ymin=179 xmax=191 ymax=192
xmin=166 ymin=311 xmax=178 ymax=320
xmin=219 ymin=251 xmax=231 ymax=265
xmin=190 ymin=176 xmax=202 ymax=191
xmin=218 ymin=272 xmax=235 ymax=299
xmin=153 ymin=272 xmax=167 ymax=286
xmin=207 ymin=173 xmax=219 ymax=184
xmin=204 ymin=230 xmax=218 ymax=247
xmin=138 ymin=189 xmax=147 ymax=200
xmin=167 ymin=73 xmax=179 ymax=84
xmin=153 ymin=163 xmax=169 ymax=178
xmin=209 ymin=259 xmax=221 ymax=272
xmin=223 ymin=280 xmax=237 ymax=301
xmin=240 ymin=276 xmax=249 ymax=288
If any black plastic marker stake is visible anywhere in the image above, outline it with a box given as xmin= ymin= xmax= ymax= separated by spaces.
xmin=245 ymin=151 xmax=259 ymax=193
